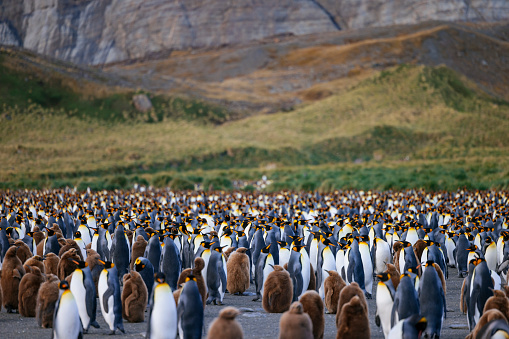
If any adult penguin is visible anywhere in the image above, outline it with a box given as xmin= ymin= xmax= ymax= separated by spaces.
xmin=375 ymin=272 xmax=396 ymax=338
xmin=70 ymin=259 xmax=100 ymax=333
xmin=207 ymin=246 xmax=227 ymax=305
xmin=468 ymin=258 xmax=494 ymax=331
xmin=111 ymin=225 xmax=130 ymax=282
xmin=358 ymin=237 xmax=373 ymax=298
xmin=147 ymin=273 xmax=178 ymax=339
xmin=160 ymin=236 xmax=182 ymax=291
xmin=345 ymin=238 xmax=367 ymax=297
xmin=144 ymin=232 xmax=162 ymax=273
xmin=391 ymin=273 xmax=420 ymax=327
xmin=373 ymin=237 xmax=391 ymax=274
xmin=98 ymin=260 xmax=124 ymax=334
xmin=134 ymin=257 xmax=155 ymax=300
xmin=419 ymin=260 xmax=446 ymax=338
xmin=177 ymin=275 xmax=204 ymax=339
xmin=253 ymin=244 xmax=274 ymax=301
xmin=53 ymin=280 xmax=82 ymax=339
xmin=456 ymin=232 xmax=470 ymax=277
xmin=317 ymin=239 xmax=336 ymax=299
xmin=397 ymin=241 xmax=418 ymax=275
xmin=287 ymin=243 xmax=310 ymax=302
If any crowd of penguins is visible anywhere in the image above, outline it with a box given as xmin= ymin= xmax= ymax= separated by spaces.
xmin=1 ymin=189 xmax=509 ymax=339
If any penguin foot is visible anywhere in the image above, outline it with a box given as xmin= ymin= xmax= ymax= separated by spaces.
xmin=252 ymin=297 xmax=260 ymax=302
xmin=109 ymin=330 xmax=116 ymax=335
xmin=83 ymin=329 xmax=88 ymax=334
xmin=364 ymin=292 xmax=372 ymax=299
xmin=91 ymin=321 xmax=100 ymax=328
xmin=217 ymin=300 xmax=224 ymax=306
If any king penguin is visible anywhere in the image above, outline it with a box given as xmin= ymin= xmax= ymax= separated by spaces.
xmin=253 ymin=244 xmax=274 ymax=301
xmin=70 ymin=259 xmax=100 ymax=333
xmin=53 ymin=280 xmax=83 ymax=339
xmin=375 ymin=272 xmax=396 ymax=338
xmin=177 ymin=275 xmax=204 ymax=339
xmin=134 ymin=257 xmax=155 ymax=301
xmin=419 ymin=260 xmax=446 ymax=338
xmin=206 ymin=246 xmax=228 ymax=305
xmin=98 ymin=260 xmax=124 ymax=334
xmin=147 ymin=273 xmax=178 ymax=339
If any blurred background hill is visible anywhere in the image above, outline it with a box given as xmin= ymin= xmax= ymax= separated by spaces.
xmin=1 ymin=1 xmax=508 ymax=191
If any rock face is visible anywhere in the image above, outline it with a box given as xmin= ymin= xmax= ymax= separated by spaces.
xmin=0 ymin=0 xmax=508 ymax=65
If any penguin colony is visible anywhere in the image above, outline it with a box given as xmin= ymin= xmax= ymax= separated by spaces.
xmin=0 ymin=188 xmax=508 ymax=339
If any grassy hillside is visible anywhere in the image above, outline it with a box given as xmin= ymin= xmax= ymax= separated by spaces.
xmin=1 ymin=48 xmax=509 ymax=190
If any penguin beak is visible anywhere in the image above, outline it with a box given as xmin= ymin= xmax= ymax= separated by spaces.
xmin=98 ymin=259 xmax=106 ymax=265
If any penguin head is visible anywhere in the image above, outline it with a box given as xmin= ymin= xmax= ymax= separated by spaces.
xmin=214 ymin=245 xmax=227 ymax=253
xmin=201 ymin=241 xmax=215 ymax=249
xmin=322 ymin=238 xmax=336 ymax=247
xmin=424 ymin=260 xmax=435 ymax=268
xmin=74 ymin=231 xmax=82 ymax=239
xmin=98 ymin=260 xmax=114 ymax=269
xmin=291 ymin=244 xmax=304 ymax=252
xmin=154 ymin=272 xmax=166 ymax=284
xmin=69 ymin=259 xmax=87 ymax=269
xmin=261 ymin=244 xmax=272 ymax=254
xmin=376 ymin=273 xmax=391 ymax=282
xmin=59 ymin=280 xmax=70 ymax=290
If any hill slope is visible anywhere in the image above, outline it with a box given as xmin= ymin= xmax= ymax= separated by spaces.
xmin=1 ymin=49 xmax=509 ymax=190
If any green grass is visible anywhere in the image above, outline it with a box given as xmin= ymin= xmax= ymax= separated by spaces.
xmin=1 ymin=55 xmax=509 ymax=191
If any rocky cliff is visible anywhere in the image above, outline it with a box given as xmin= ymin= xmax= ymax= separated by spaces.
xmin=1 ymin=0 xmax=508 ymax=65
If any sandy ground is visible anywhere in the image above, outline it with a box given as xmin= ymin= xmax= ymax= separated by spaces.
xmin=0 ymin=266 xmax=470 ymax=338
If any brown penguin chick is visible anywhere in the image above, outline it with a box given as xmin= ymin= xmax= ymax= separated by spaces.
xmin=324 ymin=270 xmax=346 ymax=314
xmin=263 ymin=265 xmax=293 ymax=313
xmin=336 ymin=295 xmax=370 ymax=339
xmin=32 ymin=227 xmax=45 ymax=246
xmin=35 ymin=274 xmax=59 ymax=328
xmin=223 ymin=247 xmax=236 ymax=261
xmin=504 ymin=285 xmax=509 ymax=299
xmin=483 ymin=289 xmax=509 ymax=319
xmin=413 ymin=239 xmax=427 ymax=263
xmin=384 ymin=264 xmax=400 ymax=290
xmin=50 ymin=223 xmax=63 ymax=238
xmin=24 ymin=255 xmax=45 ymax=273
xmin=432 ymin=263 xmax=446 ymax=295
xmin=465 ymin=309 xmax=507 ymax=339
xmin=43 ymin=252 xmax=60 ymax=276
xmin=56 ymin=248 xmax=79 ymax=281
xmin=1 ymin=246 xmax=26 ymax=312
xmin=58 ymin=239 xmax=83 ymax=261
xmin=392 ymin=241 xmax=404 ymax=259
xmin=207 ymin=306 xmax=244 ymax=339
xmin=308 ymin=263 xmax=316 ymax=290
xmin=121 ymin=271 xmax=148 ymax=323
xmin=36 ymin=239 xmax=44 ymax=256
xmin=177 ymin=257 xmax=207 ymax=307
xmin=226 ymin=247 xmax=250 ymax=295
xmin=300 ymin=290 xmax=324 ymax=339
xmin=86 ymin=248 xmax=103 ymax=295
xmin=18 ymin=266 xmax=45 ymax=317
xmin=126 ymin=229 xmax=133 ymax=246
xmin=278 ymin=301 xmax=314 ymax=339
xmin=129 ymin=235 xmax=147 ymax=271
xmin=336 ymin=282 xmax=368 ymax=327
xmin=14 ymin=240 xmax=32 ymax=263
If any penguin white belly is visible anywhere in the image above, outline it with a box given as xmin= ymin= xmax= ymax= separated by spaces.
xmin=486 ymin=245 xmax=498 ymax=271
xmin=335 ymin=250 xmax=345 ymax=280
xmin=446 ymin=238 xmax=456 ymax=267
xmin=309 ymin=240 xmax=318 ymax=271
xmin=151 ymin=285 xmax=177 ymax=339
xmin=201 ymin=250 xmax=211 ymax=292
xmin=91 ymin=236 xmax=99 ymax=252
xmin=279 ymin=249 xmax=291 ymax=268
xmin=492 ymin=330 xmax=509 ymax=339
xmin=387 ymin=319 xmax=404 ymax=339
xmin=359 ymin=243 xmax=373 ymax=294
xmin=376 ymin=283 xmax=394 ymax=338
xmin=497 ymin=239 xmax=504 ymax=265
xmin=77 ymin=240 xmax=87 ymax=260
xmin=343 ymin=249 xmax=351 ymax=283
xmin=421 ymin=247 xmax=429 ymax=275
xmin=70 ymin=274 xmax=90 ymax=328
xmin=406 ymin=230 xmax=418 ymax=246
xmin=398 ymin=248 xmax=405 ymax=274
xmin=54 ymin=292 xmax=81 ymax=339
xmin=300 ymin=250 xmax=311 ymax=296
xmin=79 ymin=226 xmax=91 ymax=245
xmin=375 ymin=241 xmax=391 ymax=274
xmin=261 ymin=256 xmax=275 ymax=295
xmin=319 ymin=249 xmax=336 ymax=298
xmin=98 ymin=272 xmax=115 ymax=330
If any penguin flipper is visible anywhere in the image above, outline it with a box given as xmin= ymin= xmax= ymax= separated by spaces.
xmin=102 ymin=286 xmax=114 ymax=314
xmin=375 ymin=310 xmax=380 ymax=327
